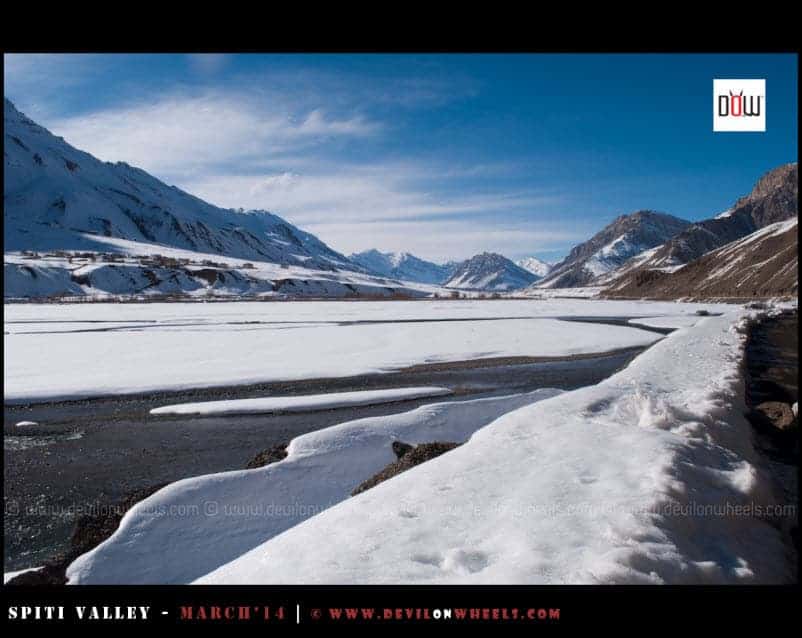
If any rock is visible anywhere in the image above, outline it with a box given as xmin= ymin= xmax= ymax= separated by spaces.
xmin=695 ymin=309 xmax=711 ymax=316
xmin=391 ymin=440 xmax=414 ymax=459
xmin=5 ymin=483 xmax=168 ymax=586
xmin=752 ymin=401 xmax=796 ymax=431
xmin=70 ymin=484 xmax=169 ymax=556
xmin=4 ymin=562 xmax=69 ymax=586
xmin=246 ymin=443 xmax=288 ymax=469
xmin=352 ymin=441 xmax=461 ymax=496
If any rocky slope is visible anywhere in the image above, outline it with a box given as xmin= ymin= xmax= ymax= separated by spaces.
xmin=535 ymin=210 xmax=691 ymax=289
xmin=605 ymin=218 xmax=798 ymax=300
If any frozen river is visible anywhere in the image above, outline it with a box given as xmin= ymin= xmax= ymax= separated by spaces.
xmin=3 ymin=298 xmax=722 ymax=571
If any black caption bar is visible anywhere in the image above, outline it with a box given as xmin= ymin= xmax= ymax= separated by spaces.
xmin=3 ymin=585 xmax=799 ymax=629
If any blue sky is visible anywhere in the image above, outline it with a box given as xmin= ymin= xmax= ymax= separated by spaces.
xmin=4 ymin=53 xmax=797 ymax=262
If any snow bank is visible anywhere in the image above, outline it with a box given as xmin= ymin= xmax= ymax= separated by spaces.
xmin=194 ymin=310 xmax=791 ymax=584
xmin=627 ymin=315 xmax=702 ymax=329
xmin=66 ymin=389 xmax=562 ymax=584
xmin=150 ymin=387 xmax=453 ymax=416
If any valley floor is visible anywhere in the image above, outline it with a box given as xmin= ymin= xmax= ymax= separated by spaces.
xmin=3 ymin=298 xmax=797 ymax=584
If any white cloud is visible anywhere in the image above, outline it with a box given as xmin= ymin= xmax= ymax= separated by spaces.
xmin=182 ymin=170 xmax=557 ymax=222
xmin=47 ymin=92 xmax=378 ymax=177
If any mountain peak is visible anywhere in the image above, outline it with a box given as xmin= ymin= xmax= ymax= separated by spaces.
xmin=446 ymin=252 xmax=537 ymax=291
xmin=536 ymin=210 xmax=691 ymax=289
xmin=740 ymin=162 xmax=797 ymax=204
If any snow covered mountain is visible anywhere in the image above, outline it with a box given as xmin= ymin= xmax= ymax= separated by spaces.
xmin=535 ymin=210 xmax=691 ymax=289
xmin=515 ymin=256 xmax=553 ymax=278
xmin=516 ymin=256 xmax=552 ymax=278
xmin=349 ymin=249 xmax=452 ymax=284
xmin=445 ymin=252 xmax=538 ymax=291
xmin=3 ymin=98 xmax=356 ymax=271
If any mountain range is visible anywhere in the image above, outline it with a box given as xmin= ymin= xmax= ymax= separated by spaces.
xmin=3 ymin=99 xmax=797 ymax=300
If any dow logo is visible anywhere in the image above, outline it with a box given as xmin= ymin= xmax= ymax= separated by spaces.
xmin=713 ymin=79 xmax=766 ymax=132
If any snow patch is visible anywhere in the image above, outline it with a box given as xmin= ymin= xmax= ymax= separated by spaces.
xmin=151 ymin=387 xmax=453 ymax=416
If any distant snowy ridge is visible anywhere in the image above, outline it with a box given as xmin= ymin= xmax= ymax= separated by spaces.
xmin=605 ymin=163 xmax=798 ymax=285
xmin=515 ymin=256 xmax=553 ymax=278
xmin=349 ymin=250 xmax=452 ymax=285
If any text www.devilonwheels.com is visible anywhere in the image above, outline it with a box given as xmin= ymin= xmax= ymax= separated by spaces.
xmin=319 ymin=607 xmax=560 ymax=622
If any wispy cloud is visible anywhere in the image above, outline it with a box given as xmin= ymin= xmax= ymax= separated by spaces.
xmin=48 ymin=92 xmax=379 ymax=177
xmin=181 ymin=169 xmax=561 ymax=222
